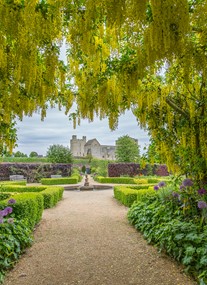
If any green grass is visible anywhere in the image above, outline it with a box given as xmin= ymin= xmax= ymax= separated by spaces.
xmin=2 ymin=157 xmax=49 ymax=163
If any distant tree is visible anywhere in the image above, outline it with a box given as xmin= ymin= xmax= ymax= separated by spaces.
xmin=29 ymin=151 xmax=38 ymax=158
xmin=14 ymin=151 xmax=27 ymax=157
xmin=142 ymin=138 xmax=163 ymax=164
xmin=46 ymin=144 xmax=73 ymax=163
xmin=115 ymin=135 xmax=140 ymax=163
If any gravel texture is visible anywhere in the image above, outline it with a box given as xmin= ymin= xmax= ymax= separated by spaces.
xmin=3 ymin=188 xmax=197 ymax=285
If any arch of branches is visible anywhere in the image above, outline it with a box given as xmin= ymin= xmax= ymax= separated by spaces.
xmin=1 ymin=0 xmax=207 ymax=183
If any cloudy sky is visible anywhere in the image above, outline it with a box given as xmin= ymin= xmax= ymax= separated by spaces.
xmin=13 ymin=43 xmax=150 ymax=156
xmin=14 ymin=107 xmax=150 ymax=156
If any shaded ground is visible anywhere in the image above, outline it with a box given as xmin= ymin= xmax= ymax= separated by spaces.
xmin=3 ymin=189 xmax=197 ymax=285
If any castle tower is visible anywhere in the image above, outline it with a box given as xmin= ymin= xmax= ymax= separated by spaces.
xmin=70 ymin=135 xmax=87 ymax=157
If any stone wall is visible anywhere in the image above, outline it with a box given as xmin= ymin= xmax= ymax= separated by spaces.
xmin=0 ymin=163 xmax=72 ymax=183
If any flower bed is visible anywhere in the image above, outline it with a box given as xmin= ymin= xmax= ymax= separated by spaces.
xmin=0 ymin=185 xmax=64 ymax=282
xmin=128 ymin=178 xmax=207 ymax=284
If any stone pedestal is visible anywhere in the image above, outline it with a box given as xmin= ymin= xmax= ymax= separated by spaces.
xmin=79 ymin=174 xmax=94 ymax=191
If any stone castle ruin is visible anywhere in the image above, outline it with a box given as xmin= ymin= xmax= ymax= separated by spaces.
xmin=70 ymin=135 xmax=116 ymax=160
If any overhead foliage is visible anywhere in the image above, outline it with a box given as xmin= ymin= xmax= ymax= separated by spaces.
xmin=1 ymin=0 xmax=207 ymax=182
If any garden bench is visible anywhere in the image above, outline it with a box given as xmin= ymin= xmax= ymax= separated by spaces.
xmin=9 ymin=175 xmax=27 ymax=181
xmin=51 ymin=175 xmax=62 ymax=178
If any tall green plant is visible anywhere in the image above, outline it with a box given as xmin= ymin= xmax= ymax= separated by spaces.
xmin=115 ymin=135 xmax=140 ymax=163
xmin=46 ymin=144 xmax=73 ymax=163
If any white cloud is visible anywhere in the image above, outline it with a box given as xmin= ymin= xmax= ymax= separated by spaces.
xmin=14 ymin=107 xmax=150 ymax=156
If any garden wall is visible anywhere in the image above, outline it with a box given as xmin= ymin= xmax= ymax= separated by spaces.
xmin=108 ymin=163 xmax=169 ymax=177
xmin=0 ymin=163 xmax=72 ymax=183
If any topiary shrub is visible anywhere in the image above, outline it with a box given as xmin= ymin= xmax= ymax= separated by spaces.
xmin=0 ymin=185 xmax=46 ymax=193
xmin=0 ymin=180 xmax=27 ymax=186
xmin=1 ymin=193 xmax=45 ymax=229
xmin=114 ymin=185 xmax=156 ymax=207
xmin=95 ymin=176 xmax=136 ymax=184
xmin=40 ymin=177 xmax=78 ymax=185
xmin=41 ymin=186 xmax=64 ymax=208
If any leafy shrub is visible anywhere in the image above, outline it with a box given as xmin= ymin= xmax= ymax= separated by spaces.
xmin=71 ymin=169 xmax=82 ymax=182
xmin=0 ymin=193 xmax=11 ymax=201
xmin=133 ymin=178 xmax=148 ymax=184
xmin=0 ymin=185 xmax=46 ymax=193
xmin=0 ymin=185 xmax=64 ymax=223
xmin=0 ymin=180 xmax=27 ymax=186
xmin=41 ymin=177 xmax=78 ymax=185
xmin=0 ymin=163 xmax=72 ymax=183
xmin=114 ymin=186 xmax=156 ymax=207
xmin=147 ymin=178 xmax=160 ymax=183
xmin=108 ymin=163 xmax=169 ymax=177
xmin=128 ymin=185 xmax=152 ymax=190
xmin=127 ymin=177 xmax=207 ymax=284
xmin=0 ymin=199 xmax=33 ymax=282
xmin=0 ymin=219 xmax=33 ymax=283
xmin=0 ymin=185 xmax=64 ymax=282
xmin=3 ymin=193 xmax=44 ymax=229
xmin=46 ymin=144 xmax=73 ymax=163
xmin=94 ymin=176 xmax=137 ymax=184
xmin=41 ymin=186 xmax=64 ymax=208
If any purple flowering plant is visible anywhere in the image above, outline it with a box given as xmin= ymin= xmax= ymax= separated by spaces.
xmin=154 ymin=185 xmax=159 ymax=191
xmin=182 ymin=178 xmax=193 ymax=187
xmin=158 ymin=181 xmax=166 ymax=188
xmin=197 ymin=188 xmax=207 ymax=195
xmin=0 ymin=199 xmax=16 ymax=225
xmin=197 ymin=200 xmax=207 ymax=227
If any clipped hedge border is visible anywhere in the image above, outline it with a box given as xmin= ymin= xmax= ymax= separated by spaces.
xmin=0 ymin=180 xmax=27 ymax=186
xmin=94 ymin=176 xmax=168 ymax=185
xmin=0 ymin=185 xmax=46 ymax=193
xmin=41 ymin=177 xmax=78 ymax=185
xmin=114 ymin=185 xmax=156 ymax=207
xmin=0 ymin=193 xmax=44 ymax=229
xmin=0 ymin=185 xmax=64 ymax=228
xmin=42 ymin=186 xmax=64 ymax=208
xmin=95 ymin=176 xmax=136 ymax=184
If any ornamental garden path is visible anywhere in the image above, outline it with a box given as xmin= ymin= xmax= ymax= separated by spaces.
xmin=3 ymin=189 xmax=196 ymax=285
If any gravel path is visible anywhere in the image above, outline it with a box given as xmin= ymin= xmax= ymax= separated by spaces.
xmin=3 ymin=189 xmax=197 ymax=285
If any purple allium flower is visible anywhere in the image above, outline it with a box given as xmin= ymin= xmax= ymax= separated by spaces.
xmin=197 ymin=188 xmax=206 ymax=195
xmin=4 ymin=207 xmax=13 ymax=215
xmin=172 ymin=192 xmax=179 ymax=198
xmin=198 ymin=201 xmax=207 ymax=209
xmin=7 ymin=218 xmax=14 ymax=224
xmin=154 ymin=185 xmax=159 ymax=191
xmin=0 ymin=218 xmax=3 ymax=224
xmin=182 ymin=178 xmax=193 ymax=187
xmin=8 ymin=198 xmax=16 ymax=204
xmin=158 ymin=181 xmax=166 ymax=188
xmin=0 ymin=209 xmax=6 ymax=217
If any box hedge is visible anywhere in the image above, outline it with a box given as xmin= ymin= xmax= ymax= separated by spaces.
xmin=0 ymin=180 xmax=27 ymax=186
xmin=114 ymin=186 xmax=156 ymax=207
xmin=41 ymin=177 xmax=78 ymax=185
xmin=95 ymin=176 xmax=137 ymax=184
xmin=0 ymin=185 xmax=64 ymax=227
xmin=0 ymin=193 xmax=44 ymax=229
xmin=0 ymin=185 xmax=46 ymax=193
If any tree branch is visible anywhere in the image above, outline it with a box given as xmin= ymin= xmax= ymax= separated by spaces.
xmin=166 ymin=97 xmax=190 ymax=119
